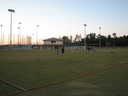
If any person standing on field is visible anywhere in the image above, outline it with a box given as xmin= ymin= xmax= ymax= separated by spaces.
xmin=61 ymin=46 xmax=64 ymax=55
xmin=55 ymin=46 xmax=59 ymax=55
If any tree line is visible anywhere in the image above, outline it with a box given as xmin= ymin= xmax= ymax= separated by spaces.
xmin=63 ymin=33 xmax=128 ymax=47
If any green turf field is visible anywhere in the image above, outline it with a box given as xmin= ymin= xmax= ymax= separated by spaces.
xmin=0 ymin=48 xmax=128 ymax=96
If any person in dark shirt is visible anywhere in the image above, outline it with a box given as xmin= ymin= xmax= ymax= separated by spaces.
xmin=55 ymin=46 xmax=59 ymax=55
xmin=61 ymin=47 xmax=64 ymax=55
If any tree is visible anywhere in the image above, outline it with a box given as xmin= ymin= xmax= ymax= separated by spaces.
xmin=112 ymin=33 xmax=117 ymax=46
xmin=112 ymin=33 xmax=117 ymax=38
xmin=62 ymin=36 xmax=71 ymax=46
xmin=106 ymin=35 xmax=112 ymax=46
xmin=86 ymin=33 xmax=97 ymax=45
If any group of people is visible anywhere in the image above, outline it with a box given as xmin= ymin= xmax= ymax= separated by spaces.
xmin=54 ymin=46 xmax=65 ymax=55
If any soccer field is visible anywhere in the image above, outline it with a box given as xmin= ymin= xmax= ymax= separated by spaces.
xmin=0 ymin=48 xmax=128 ymax=96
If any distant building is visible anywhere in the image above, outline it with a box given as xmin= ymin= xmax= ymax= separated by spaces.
xmin=43 ymin=37 xmax=63 ymax=48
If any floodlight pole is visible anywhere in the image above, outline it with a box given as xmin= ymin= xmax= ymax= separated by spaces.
xmin=36 ymin=25 xmax=39 ymax=45
xmin=17 ymin=27 xmax=20 ymax=45
xmin=8 ymin=9 xmax=15 ymax=45
xmin=0 ymin=24 xmax=3 ymax=44
xmin=99 ymin=26 xmax=101 ymax=47
xmin=9 ymin=11 xmax=12 ymax=45
xmin=17 ymin=22 xmax=22 ymax=45
xmin=84 ymin=24 xmax=87 ymax=51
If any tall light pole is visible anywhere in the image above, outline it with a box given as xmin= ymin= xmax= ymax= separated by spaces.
xmin=99 ymin=26 xmax=101 ymax=47
xmin=17 ymin=22 xmax=22 ymax=45
xmin=0 ymin=24 xmax=3 ymax=44
xmin=17 ymin=26 xmax=20 ymax=45
xmin=8 ymin=9 xmax=15 ymax=45
xmin=84 ymin=24 xmax=87 ymax=51
xmin=36 ymin=25 xmax=39 ymax=45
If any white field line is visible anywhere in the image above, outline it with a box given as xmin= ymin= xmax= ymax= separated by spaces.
xmin=0 ymin=79 xmax=26 ymax=91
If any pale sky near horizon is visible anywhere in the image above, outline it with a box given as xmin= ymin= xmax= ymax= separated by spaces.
xmin=0 ymin=0 xmax=128 ymax=44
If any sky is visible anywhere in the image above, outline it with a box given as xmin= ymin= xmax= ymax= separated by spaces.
xmin=0 ymin=0 xmax=128 ymax=44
